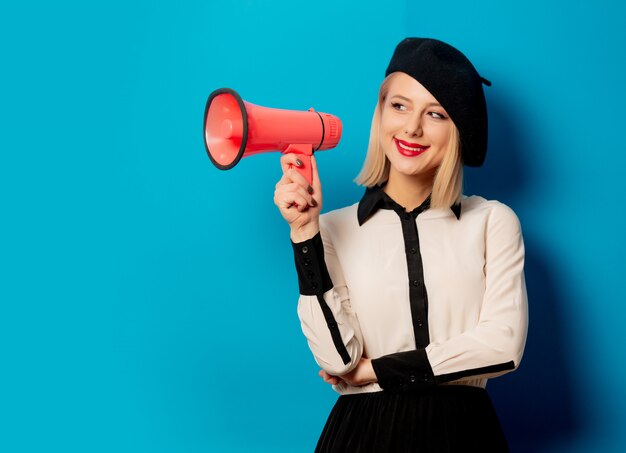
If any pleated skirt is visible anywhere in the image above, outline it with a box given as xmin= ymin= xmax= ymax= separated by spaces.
xmin=315 ymin=385 xmax=508 ymax=453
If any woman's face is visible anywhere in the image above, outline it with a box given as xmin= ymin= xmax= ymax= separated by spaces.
xmin=379 ymin=72 xmax=453 ymax=180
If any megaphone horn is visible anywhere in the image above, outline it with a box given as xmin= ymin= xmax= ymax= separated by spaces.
xmin=203 ymin=88 xmax=342 ymax=184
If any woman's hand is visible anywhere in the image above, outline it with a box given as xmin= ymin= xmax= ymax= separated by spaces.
xmin=273 ymin=153 xmax=322 ymax=242
xmin=318 ymin=358 xmax=378 ymax=387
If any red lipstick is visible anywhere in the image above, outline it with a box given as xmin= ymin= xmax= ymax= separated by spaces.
xmin=394 ymin=138 xmax=430 ymax=157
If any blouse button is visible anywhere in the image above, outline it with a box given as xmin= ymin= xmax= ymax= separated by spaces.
xmin=417 ymin=319 xmax=423 ymax=327
xmin=409 ymin=374 xmax=416 ymax=383
xmin=410 ymin=247 xmax=417 ymax=254
xmin=412 ymin=280 xmax=420 ymax=287
xmin=301 ymin=246 xmax=309 ymax=254
xmin=303 ymin=258 xmax=311 ymax=266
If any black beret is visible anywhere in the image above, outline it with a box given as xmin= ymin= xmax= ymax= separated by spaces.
xmin=385 ymin=38 xmax=490 ymax=167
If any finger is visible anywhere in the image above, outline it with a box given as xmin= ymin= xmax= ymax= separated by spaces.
xmin=281 ymin=182 xmax=316 ymax=208
xmin=275 ymin=180 xmax=310 ymax=201
xmin=319 ymin=370 xmax=340 ymax=385
xmin=281 ymin=154 xmax=315 ymax=191
xmin=284 ymin=193 xmax=310 ymax=212
xmin=279 ymin=182 xmax=314 ymax=203
xmin=274 ymin=185 xmax=304 ymax=210
xmin=275 ymin=173 xmax=292 ymax=189
xmin=285 ymin=167 xmax=313 ymax=193
xmin=274 ymin=193 xmax=296 ymax=211
xmin=280 ymin=153 xmax=305 ymax=174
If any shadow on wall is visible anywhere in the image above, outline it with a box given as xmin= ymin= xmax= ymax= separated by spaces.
xmin=466 ymin=95 xmax=581 ymax=451
xmin=463 ymin=94 xmax=523 ymax=202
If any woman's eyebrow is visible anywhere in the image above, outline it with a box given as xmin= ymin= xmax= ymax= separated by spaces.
xmin=390 ymin=95 xmax=413 ymax=103
xmin=389 ymin=95 xmax=442 ymax=108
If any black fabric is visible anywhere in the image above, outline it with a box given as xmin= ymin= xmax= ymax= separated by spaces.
xmin=385 ymin=37 xmax=490 ymax=167
xmin=372 ymin=349 xmax=516 ymax=392
xmin=315 ymin=295 xmax=351 ymax=366
xmin=291 ymin=232 xmax=333 ymax=296
xmin=315 ymin=386 xmax=509 ymax=452
xmin=371 ymin=348 xmax=434 ymax=392
xmin=359 ymin=187 xmax=434 ymax=381
xmin=451 ymin=200 xmax=461 ymax=219
xmin=357 ymin=185 xmax=461 ymax=226
xmin=358 ymin=186 xmax=481 ymax=388
xmin=292 ymin=232 xmax=351 ymax=365
xmin=396 ymin=201 xmax=430 ymax=348
xmin=437 ymin=361 xmax=516 ymax=383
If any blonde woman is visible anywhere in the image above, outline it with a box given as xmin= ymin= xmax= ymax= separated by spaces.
xmin=274 ymin=38 xmax=528 ymax=452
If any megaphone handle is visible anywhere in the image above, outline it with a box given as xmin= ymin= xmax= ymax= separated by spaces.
xmin=283 ymin=144 xmax=313 ymax=185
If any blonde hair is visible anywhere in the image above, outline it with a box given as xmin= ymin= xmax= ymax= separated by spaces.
xmin=354 ymin=73 xmax=463 ymax=209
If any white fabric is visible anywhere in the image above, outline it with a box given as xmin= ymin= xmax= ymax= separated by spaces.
xmin=296 ymin=195 xmax=528 ymax=395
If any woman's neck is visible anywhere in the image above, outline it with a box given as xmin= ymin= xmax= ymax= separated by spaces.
xmin=383 ymin=169 xmax=435 ymax=212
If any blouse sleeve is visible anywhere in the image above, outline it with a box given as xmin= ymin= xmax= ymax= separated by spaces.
xmin=292 ymin=226 xmax=363 ymax=376
xmin=371 ymin=203 xmax=528 ymax=391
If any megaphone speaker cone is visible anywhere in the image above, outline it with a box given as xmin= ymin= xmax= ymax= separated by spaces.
xmin=204 ymin=88 xmax=248 ymax=170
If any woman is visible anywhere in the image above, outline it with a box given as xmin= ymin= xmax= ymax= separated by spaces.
xmin=274 ymin=37 xmax=528 ymax=452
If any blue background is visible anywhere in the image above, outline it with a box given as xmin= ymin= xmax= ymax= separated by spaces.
xmin=2 ymin=0 xmax=625 ymax=451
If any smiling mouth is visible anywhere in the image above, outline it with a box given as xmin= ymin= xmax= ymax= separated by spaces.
xmin=394 ymin=138 xmax=430 ymax=157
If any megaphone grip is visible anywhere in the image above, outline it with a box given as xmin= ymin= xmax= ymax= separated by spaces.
xmin=284 ymin=144 xmax=313 ymax=185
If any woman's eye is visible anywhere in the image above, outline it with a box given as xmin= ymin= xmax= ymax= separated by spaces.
xmin=429 ymin=112 xmax=446 ymax=119
xmin=391 ymin=102 xmax=406 ymax=111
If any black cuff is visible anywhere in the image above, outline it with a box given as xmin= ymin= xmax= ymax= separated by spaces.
xmin=291 ymin=232 xmax=333 ymax=296
xmin=371 ymin=349 xmax=435 ymax=392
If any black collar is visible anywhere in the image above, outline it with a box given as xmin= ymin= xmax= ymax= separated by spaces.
xmin=357 ymin=185 xmax=462 ymax=226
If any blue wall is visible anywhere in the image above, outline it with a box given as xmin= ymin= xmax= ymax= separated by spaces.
xmin=2 ymin=0 xmax=624 ymax=451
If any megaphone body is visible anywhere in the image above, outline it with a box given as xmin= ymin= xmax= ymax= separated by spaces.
xmin=204 ymin=88 xmax=342 ymax=184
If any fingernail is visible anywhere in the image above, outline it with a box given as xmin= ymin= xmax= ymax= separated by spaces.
xmin=295 ymin=158 xmax=303 ymax=167
xmin=307 ymin=185 xmax=314 ymax=194
xmin=310 ymin=198 xmax=318 ymax=207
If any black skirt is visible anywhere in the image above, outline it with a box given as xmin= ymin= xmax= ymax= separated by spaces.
xmin=315 ymin=385 xmax=508 ymax=453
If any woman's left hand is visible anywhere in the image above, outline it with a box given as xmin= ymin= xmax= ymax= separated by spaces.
xmin=318 ymin=358 xmax=377 ymax=387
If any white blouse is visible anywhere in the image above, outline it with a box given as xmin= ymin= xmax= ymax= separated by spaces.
xmin=291 ymin=188 xmax=528 ymax=395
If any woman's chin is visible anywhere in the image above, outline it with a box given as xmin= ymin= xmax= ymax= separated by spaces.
xmin=390 ymin=162 xmax=425 ymax=177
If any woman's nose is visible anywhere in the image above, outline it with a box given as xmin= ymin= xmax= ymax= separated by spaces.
xmin=404 ymin=115 xmax=423 ymax=136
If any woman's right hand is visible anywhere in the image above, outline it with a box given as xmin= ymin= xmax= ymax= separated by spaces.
xmin=318 ymin=358 xmax=377 ymax=387
xmin=274 ymin=153 xmax=322 ymax=242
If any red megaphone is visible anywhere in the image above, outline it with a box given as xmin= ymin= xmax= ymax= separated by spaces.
xmin=203 ymin=88 xmax=342 ymax=184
